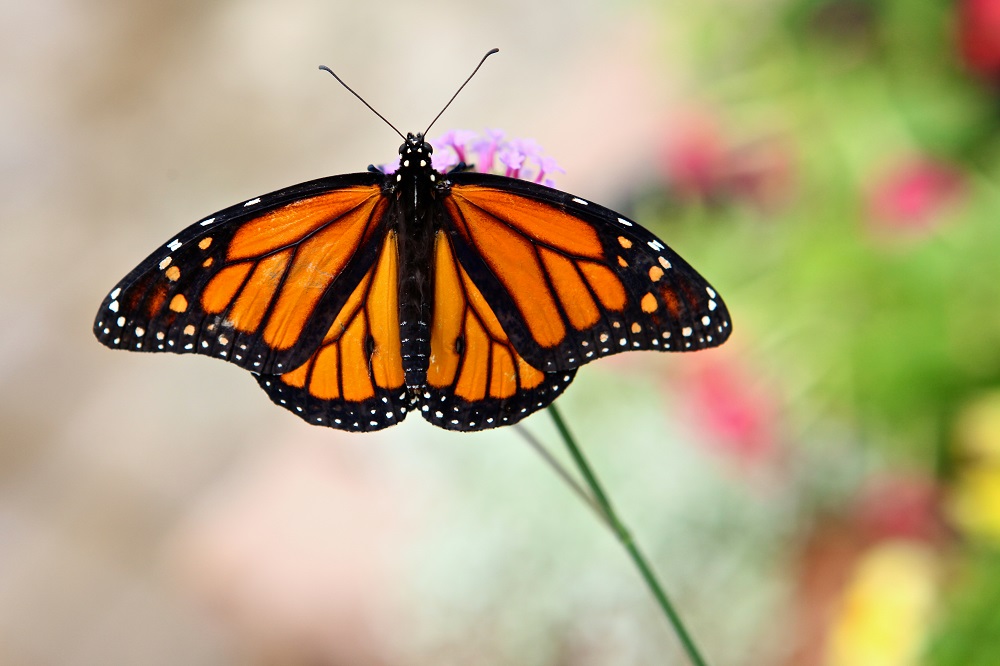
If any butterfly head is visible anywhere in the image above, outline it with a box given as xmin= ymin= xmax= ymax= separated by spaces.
xmin=400 ymin=132 xmax=433 ymax=159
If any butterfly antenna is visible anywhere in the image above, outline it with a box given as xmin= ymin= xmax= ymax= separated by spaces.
xmin=423 ymin=48 xmax=499 ymax=136
xmin=318 ymin=65 xmax=406 ymax=141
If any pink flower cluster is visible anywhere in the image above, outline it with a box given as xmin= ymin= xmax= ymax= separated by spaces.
xmin=382 ymin=129 xmax=565 ymax=186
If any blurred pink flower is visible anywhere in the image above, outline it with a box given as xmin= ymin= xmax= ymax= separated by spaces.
xmin=662 ymin=119 xmax=721 ymax=198
xmin=660 ymin=114 xmax=794 ymax=211
xmin=855 ymin=472 xmax=947 ymax=543
xmin=959 ymin=0 xmax=1000 ymax=80
xmin=674 ymin=354 xmax=780 ymax=469
xmin=866 ymin=159 xmax=965 ymax=234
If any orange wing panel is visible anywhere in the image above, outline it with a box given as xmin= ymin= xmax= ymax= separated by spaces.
xmin=274 ymin=230 xmax=403 ymax=408
xmin=367 ymin=232 xmax=404 ymax=389
xmin=578 ymin=262 xmax=627 ymax=311
xmin=538 ymin=248 xmax=600 ymax=330
xmin=450 ymin=186 xmax=603 ymax=259
xmin=444 ymin=198 xmax=566 ymax=348
xmin=228 ymin=187 xmax=379 ymax=261
xmin=488 ymin=345 xmax=517 ymax=399
xmin=310 ymin=345 xmax=341 ymax=400
xmin=227 ymin=249 xmax=292 ymax=332
xmin=426 ymin=231 xmax=553 ymax=406
xmin=201 ymin=262 xmax=252 ymax=314
xmin=263 ymin=198 xmax=387 ymax=350
xmin=427 ymin=232 xmax=465 ymax=388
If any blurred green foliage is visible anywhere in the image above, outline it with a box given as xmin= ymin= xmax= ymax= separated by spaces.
xmin=632 ymin=1 xmax=1000 ymax=662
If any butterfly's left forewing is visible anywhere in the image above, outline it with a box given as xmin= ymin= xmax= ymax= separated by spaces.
xmin=94 ymin=174 xmax=388 ymax=375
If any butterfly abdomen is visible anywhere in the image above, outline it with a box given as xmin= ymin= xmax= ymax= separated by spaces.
xmin=389 ymin=134 xmax=445 ymax=392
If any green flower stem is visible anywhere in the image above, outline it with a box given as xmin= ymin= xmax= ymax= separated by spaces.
xmin=547 ymin=404 xmax=710 ymax=666
xmin=514 ymin=424 xmax=612 ymax=530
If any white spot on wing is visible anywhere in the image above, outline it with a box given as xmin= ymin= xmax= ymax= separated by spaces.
xmin=707 ymin=287 xmax=717 ymax=298
xmin=109 ymin=287 xmax=121 ymax=299
xmin=702 ymin=316 xmax=711 ymax=325
xmin=159 ymin=257 xmax=172 ymax=270
xmin=571 ymin=197 xmax=588 ymax=205
xmin=108 ymin=300 xmax=119 ymax=312
xmin=167 ymin=239 xmax=182 ymax=251
xmin=648 ymin=240 xmax=665 ymax=251
xmin=682 ymin=327 xmax=693 ymax=337
xmin=199 ymin=217 xmax=216 ymax=226
xmin=617 ymin=217 xmax=633 ymax=227
xmin=244 ymin=198 xmax=261 ymax=207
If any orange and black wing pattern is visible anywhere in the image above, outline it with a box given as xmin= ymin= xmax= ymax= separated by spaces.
xmin=94 ymin=174 xmax=389 ymax=376
xmin=254 ymin=231 xmax=409 ymax=432
xmin=441 ymin=172 xmax=732 ymax=376
xmin=420 ymin=230 xmax=575 ymax=430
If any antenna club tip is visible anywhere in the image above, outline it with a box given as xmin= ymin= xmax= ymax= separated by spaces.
xmin=487 ymin=48 xmax=499 ymax=55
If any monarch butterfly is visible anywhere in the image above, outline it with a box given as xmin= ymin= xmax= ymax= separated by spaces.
xmin=93 ymin=50 xmax=731 ymax=432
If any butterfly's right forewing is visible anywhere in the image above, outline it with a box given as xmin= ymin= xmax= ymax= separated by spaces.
xmin=94 ymin=173 xmax=389 ymax=375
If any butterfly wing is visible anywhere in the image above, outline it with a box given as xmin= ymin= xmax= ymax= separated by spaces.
xmin=254 ymin=229 xmax=410 ymax=432
xmin=440 ymin=172 xmax=732 ymax=374
xmin=420 ymin=228 xmax=575 ymax=431
xmin=93 ymin=173 xmax=391 ymax=376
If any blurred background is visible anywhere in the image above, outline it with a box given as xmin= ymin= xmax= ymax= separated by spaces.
xmin=3 ymin=0 xmax=1000 ymax=663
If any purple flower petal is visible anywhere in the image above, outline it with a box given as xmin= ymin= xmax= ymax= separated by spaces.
xmin=421 ymin=129 xmax=565 ymax=183
xmin=472 ymin=129 xmax=505 ymax=172
xmin=449 ymin=129 xmax=478 ymax=163
xmin=498 ymin=146 xmax=526 ymax=178
xmin=513 ymin=138 xmax=542 ymax=160
xmin=535 ymin=155 xmax=565 ymax=183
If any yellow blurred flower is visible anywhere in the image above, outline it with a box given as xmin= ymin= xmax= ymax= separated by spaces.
xmin=953 ymin=390 xmax=1000 ymax=461
xmin=949 ymin=390 xmax=1000 ymax=542
xmin=949 ymin=467 xmax=1000 ymax=543
xmin=825 ymin=541 xmax=938 ymax=666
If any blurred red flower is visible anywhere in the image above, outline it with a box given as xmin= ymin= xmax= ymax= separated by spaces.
xmin=959 ymin=0 xmax=1000 ymax=79
xmin=660 ymin=114 xmax=794 ymax=211
xmin=867 ymin=159 xmax=965 ymax=234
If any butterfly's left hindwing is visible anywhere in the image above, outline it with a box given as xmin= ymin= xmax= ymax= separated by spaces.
xmin=254 ymin=230 xmax=410 ymax=432
xmin=93 ymin=173 xmax=387 ymax=375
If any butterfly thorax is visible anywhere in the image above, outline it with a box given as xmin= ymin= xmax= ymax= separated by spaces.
xmin=391 ymin=133 xmax=441 ymax=390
